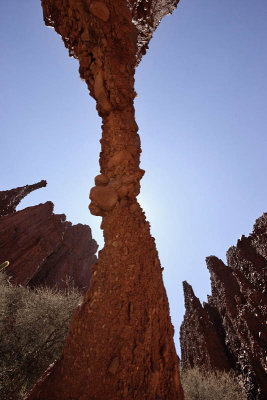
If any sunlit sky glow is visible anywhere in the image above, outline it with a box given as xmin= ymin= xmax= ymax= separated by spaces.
xmin=1 ymin=0 xmax=267 ymax=353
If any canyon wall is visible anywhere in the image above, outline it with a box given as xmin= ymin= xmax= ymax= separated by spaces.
xmin=26 ymin=0 xmax=184 ymax=399
xmin=180 ymin=214 xmax=267 ymax=400
xmin=0 ymin=181 xmax=97 ymax=293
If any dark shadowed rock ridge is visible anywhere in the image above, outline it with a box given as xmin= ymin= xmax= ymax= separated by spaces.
xmin=180 ymin=214 xmax=267 ymax=400
xmin=0 ymin=180 xmax=47 ymax=217
xmin=0 ymin=181 xmax=98 ymax=293
xmin=26 ymin=0 xmax=183 ymax=399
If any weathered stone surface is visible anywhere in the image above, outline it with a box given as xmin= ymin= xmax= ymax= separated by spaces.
xmin=27 ymin=205 xmax=183 ymax=400
xmin=26 ymin=0 xmax=183 ymax=399
xmin=89 ymin=185 xmax=118 ymax=213
xmin=0 ymin=184 xmax=98 ymax=294
xmin=89 ymin=2 xmax=110 ymax=22
xmin=180 ymin=281 xmax=233 ymax=372
xmin=94 ymin=174 xmax=109 ymax=186
xmin=180 ymin=214 xmax=267 ymax=400
xmin=0 ymin=202 xmax=65 ymax=285
xmin=28 ymin=221 xmax=98 ymax=293
xmin=0 ymin=180 xmax=47 ymax=217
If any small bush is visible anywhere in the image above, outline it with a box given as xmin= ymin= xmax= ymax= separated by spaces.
xmin=0 ymin=273 xmax=82 ymax=400
xmin=0 ymin=260 xmax=9 ymax=271
xmin=181 ymin=367 xmax=247 ymax=400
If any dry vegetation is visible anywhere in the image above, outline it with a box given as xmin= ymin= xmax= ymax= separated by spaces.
xmin=0 ymin=273 xmax=82 ymax=400
xmin=181 ymin=367 xmax=247 ymax=400
xmin=0 ymin=272 xmax=248 ymax=399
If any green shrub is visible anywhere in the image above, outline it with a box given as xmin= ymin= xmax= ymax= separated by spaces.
xmin=0 ymin=273 xmax=82 ymax=400
xmin=181 ymin=367 xmax=247 ymax=400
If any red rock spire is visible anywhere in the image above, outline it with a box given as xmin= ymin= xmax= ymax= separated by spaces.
xmin=180 ymin=216 xmax=267 ymax=399
xmin=26 ymin=0 xmax=183 ymax=399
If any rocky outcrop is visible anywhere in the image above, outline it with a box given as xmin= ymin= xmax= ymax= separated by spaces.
xmin=28 ymin=221 xmax=97 ymax=292
xmin=0 ymin=180 xmax=47 ymax=217
xmin=180 ymin=281 xmax=234 ymax=372
xmin=0 ymin=183 xmax=98 ymax=293
xmin=180 ymin=214 xmax=267 ymax=400
xmin=26 ymin=1 xmax=183 ymax=399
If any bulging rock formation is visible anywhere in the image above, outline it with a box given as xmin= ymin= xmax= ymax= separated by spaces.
xmin=180 ymin=214 xmax=267 ymax=400
xmin=0 ymin=182 xmax=98 ymax=293
xmin=26 ymin=0 xmax=183 ymax=399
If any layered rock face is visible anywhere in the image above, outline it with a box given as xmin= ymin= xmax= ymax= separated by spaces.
xmin=0 ymin=182 xmax=97 ymax=293
xmin=180 ymin=214 xmax=267 ymax=400
xmin=26 ymin=1 xmax=183 ymax=399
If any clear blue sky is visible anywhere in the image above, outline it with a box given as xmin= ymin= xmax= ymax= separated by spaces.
xmin=1 ymin=1 xmax=267 ymax=353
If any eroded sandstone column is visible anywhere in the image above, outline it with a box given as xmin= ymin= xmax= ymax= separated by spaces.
xmin=26 ymin=0 xmax=183 ymax=398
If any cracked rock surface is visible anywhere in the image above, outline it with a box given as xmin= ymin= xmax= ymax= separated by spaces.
xmin=180 ymin=214 xmax=267 ymax=400
xmin=26 ymin=0 xmax=183 ymax=399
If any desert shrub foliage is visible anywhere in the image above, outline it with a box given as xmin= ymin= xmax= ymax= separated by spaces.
xmin=0 ymin=272 xmax=249 ymax=400
xmin=0 ymin=273 xmax=82 ymax=399
xmin=181 ymin=367 xmax=247 ymax=400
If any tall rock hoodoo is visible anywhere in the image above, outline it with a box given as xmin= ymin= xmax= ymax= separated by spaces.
xmin=0 ymin=181 xmax=97 ymax=293
xmin=180 ymin=214 xmax=267 ymax=400
xmin=26 ymin=0 xmax=183 ymax=399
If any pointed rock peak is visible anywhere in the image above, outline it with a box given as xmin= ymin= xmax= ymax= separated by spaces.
xmin=253 ymin=212 xmax=267 ymax=231
xmin=181 ymin=215 xmax=267 ymax=398
xmin=182 ymin=280 xmax=201 ymax=310
xmin=182 ymin=280 xmax=195 ymax=297
xmin=206 ymin=255 xmax=226 ymax=272
xmin=0 ymin=180 xmax=47 ymax=217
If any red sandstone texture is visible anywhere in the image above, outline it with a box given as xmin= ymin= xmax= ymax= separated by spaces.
xmin=180 ymin=214 xmax=267 ymax=400
xmin=0 ymin=182 xmax=97 ymax=293
xmin=26 ymin=0 xmax=183 ymax=399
